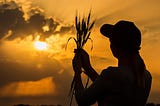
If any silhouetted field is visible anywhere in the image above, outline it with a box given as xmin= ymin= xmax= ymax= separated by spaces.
xmin=13 ymin=103 xmax=160 ymax=106
xmin=13 ymin=104 xmax=62 ymax=106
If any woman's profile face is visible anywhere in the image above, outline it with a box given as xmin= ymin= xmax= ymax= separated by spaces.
xmin=110 ymin=43 xmax=124 ymax=59
xmin=110 ymin=43 xmax=118 ymax=58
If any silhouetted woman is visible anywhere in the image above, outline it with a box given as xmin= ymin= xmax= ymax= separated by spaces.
xmin=72 ymin=20 xmax=152 ymax=106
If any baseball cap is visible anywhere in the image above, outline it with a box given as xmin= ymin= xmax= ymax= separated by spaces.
xmin=100 ymin=20 xmax=141 ymax=51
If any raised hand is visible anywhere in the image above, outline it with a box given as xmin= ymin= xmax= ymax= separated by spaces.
xmin=79 ymin=49 xmax=99 ymax=81
xmin=72 ymin=50 xmax=82 ymax=74
xmin=79 ymin=49 xmax=92 ymax=71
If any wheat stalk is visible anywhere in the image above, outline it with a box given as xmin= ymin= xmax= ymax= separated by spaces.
xmin=66 ymin=11 xmax=95 ymax=50
xmin=66 ymin=11 xmax=95 ymax=106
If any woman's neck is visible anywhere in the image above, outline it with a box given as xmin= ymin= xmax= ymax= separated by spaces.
xmin=118 ymin=57 xmax=132 ymax=67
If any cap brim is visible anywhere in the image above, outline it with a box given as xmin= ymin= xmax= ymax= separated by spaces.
xmin=100 ymin=24 xmax=114 ymax=38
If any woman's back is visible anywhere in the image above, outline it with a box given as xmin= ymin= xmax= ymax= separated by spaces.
xmin=97 ymin=66 xmax=152 ymax=106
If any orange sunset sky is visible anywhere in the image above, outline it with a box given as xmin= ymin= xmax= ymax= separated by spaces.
xmin=0 ymin=0 xmax=160 ymax=106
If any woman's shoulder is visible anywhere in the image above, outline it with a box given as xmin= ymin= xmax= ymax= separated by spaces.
xmin=100 ymin=66 xmax=134 ymax=81
xmin=100 ymin=66 xmax=120 ymax=78
xmin=101 ymin=66 xmax=120 ymax=74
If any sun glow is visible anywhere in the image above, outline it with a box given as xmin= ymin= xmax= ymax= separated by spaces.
xmin=34 ymin=41 xmax=48 ymax=50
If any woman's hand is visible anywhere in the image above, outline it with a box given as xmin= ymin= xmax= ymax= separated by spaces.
xmin=79 ymin=49 xmax=92 ymax=71
xmin=74 ymin=49 xmax=99 ymax=81
xmin=79 ymin=49 xmax=99 ymax=82
xmin=72 ymin=50 xmax=82 ymax=74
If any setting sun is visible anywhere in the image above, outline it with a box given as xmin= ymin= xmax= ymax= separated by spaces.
xmin=34 ymin=41 xmax=48 ymax=50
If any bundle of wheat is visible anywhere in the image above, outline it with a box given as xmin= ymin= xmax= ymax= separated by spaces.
xmin=66 ymin=11 xmax=95 ymax=106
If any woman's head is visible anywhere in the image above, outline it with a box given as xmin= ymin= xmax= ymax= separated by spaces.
xmin=100 ymin=21 xmax=146 ymax=88
xmin=100 ymin=20 xmax=141 ymax=57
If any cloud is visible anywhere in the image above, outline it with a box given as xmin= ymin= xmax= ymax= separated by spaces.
xmin=0 ymin=55 xmax=61 ymax=86
xmin=0 ymin=56 xmax=73 ymax=106
xmin=0 ymin=77 xmax=56 ymax=97
xmin=0 ymin=1 xmax=74 ymax=41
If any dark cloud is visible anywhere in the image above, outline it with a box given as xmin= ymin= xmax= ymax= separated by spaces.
xmin=57 ymin=25 xmax=74 ymax=34
xmin=0 ymin=55 xmax=73 ymax=105
xmin=0 ymin=1 xmax=73 ymax=40
xmin=0 ymin=57 xmax=60 ymax=86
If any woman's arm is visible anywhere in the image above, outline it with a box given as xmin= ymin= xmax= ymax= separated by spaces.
xmin=72 ymin=50 xmax=100 ymax=105
xmin=79 ymin=49 xmax=99 ymax=81
xmin=84 ymin=66 xmax=99 ymax=81
xmin=74 ymin=73 xmax=84 ymax=105
xmin=74 ymin=69 xmax=106 ymax=106
xmin=73 ymin=70 xmax=99 ymax=106
xmin=72 ymin=53 xmax=85 ymax=105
